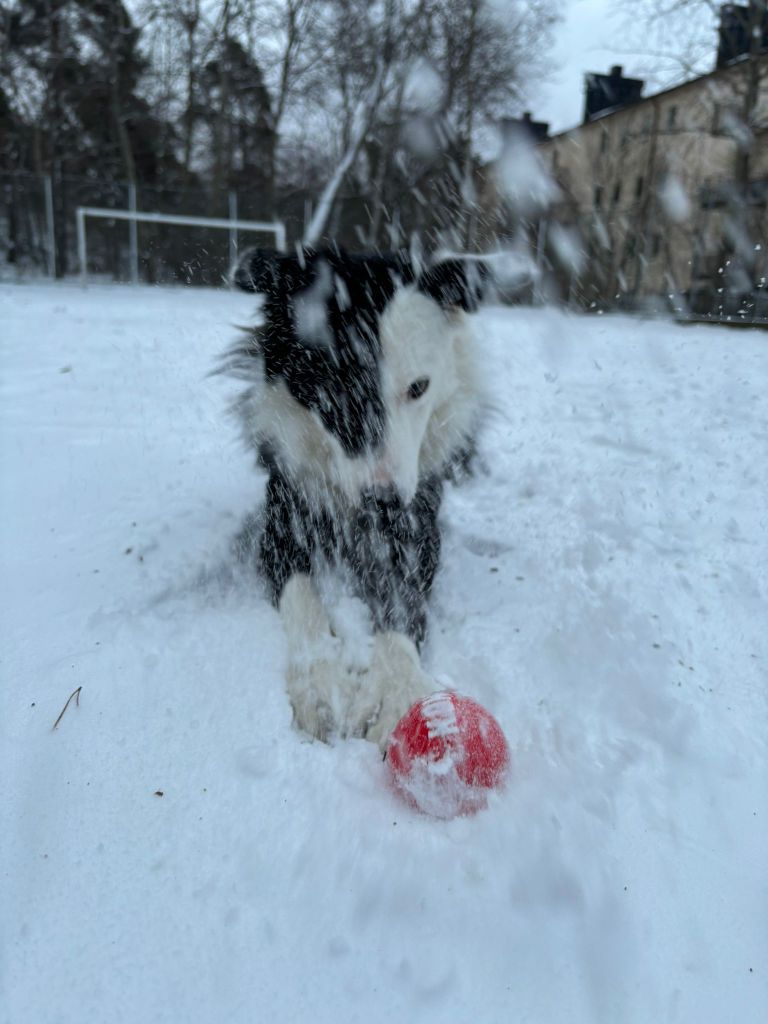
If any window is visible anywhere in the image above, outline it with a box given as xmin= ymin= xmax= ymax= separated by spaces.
xmin=635 ymin=175 xmax=644 ymax=199
xmin=652 ymin=234 xmax=662 ymax=258
xmin=594 ymin=185 xmax=604 ymax=208
xmin=667 ymin=105 xmax=678 ymax=129
xmin=612 ymin=182 xmax=622 ymax=204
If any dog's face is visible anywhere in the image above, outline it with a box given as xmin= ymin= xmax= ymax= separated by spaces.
xmin=231 ymin=248 xmax=485 ymax=505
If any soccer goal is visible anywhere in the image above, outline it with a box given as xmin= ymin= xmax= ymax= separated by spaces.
xmin=75 ymin=204 xmax=287 ymax=285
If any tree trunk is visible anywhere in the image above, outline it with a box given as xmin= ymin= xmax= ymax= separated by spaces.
xmin=181 ymin=4 xmax=201 ymax=190
xmin=303 ymin=60 xmax=387 ymax=247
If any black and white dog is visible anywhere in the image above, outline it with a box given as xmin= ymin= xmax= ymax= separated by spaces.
xmin=223 ymin=247 xmax=487 ymax=749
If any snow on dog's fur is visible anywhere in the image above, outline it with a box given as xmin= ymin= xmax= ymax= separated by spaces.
xmin=222 ymin=247 xmax=487 ymax=748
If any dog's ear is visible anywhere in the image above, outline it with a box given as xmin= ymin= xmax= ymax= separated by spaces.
xmin=417 ymin=258 xmax=488 ymax=313
xmin=233 ymin=248 xmax=313 ymax=296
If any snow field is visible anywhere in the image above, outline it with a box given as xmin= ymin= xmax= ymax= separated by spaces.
xmin=1 ymin=282 xmax=766 ymax=1023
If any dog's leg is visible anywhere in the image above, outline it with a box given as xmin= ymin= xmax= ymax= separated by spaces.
xmin=346 ymin=630 xmax=433 ymax=752
xmin=342 ymin=479 xmax=444 ymax=748
xmin=280 ymin=573 xmax=362 ymax=743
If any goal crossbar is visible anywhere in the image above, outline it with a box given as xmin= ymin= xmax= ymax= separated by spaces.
xmin=76 ymin=205 xmax=286 ymax=284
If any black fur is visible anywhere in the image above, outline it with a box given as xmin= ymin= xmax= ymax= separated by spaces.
xmin=256 ymin=469 xmax=443 ymax=646
xmin=417 ymin=258 xmax=487 ymax=313
xmin=224 ymin=247 xmax=486 ymax=647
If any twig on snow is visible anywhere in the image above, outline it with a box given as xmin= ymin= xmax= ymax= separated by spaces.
xmin=51 ymin=686 xmax=82 ymax=731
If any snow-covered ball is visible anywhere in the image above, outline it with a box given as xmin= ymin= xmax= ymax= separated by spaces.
xmin=387 ymin=691 xmax=509 ymax=819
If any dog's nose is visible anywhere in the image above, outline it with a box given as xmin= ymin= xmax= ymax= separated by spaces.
xmin=369 ymin=481 xmax=398 ymax=501
xmin=360 ymin=483 xmax=400 ymax=508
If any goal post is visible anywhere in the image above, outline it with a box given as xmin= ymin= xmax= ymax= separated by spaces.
xmin=75 ymin=205 xmax=287 ymax=285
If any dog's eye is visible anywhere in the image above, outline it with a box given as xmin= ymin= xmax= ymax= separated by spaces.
xmin=407 ymin=378 xmax=430 ymax=401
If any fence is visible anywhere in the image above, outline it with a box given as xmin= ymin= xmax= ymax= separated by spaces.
xmin=0 ymin=171 xmax=307 ymax=286
xmin=3 ymin=169 xmax=766 ymax=321
xmin=0 ymin=169 xmax=476 ymax=286
xmin=494 ymin=194 xmax=768 ymax=321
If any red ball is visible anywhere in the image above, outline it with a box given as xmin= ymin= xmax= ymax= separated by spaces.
xmin=387 ymin=691 xmax=510 ymax=818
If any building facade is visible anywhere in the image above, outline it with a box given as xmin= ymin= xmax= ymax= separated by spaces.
xmin=486 ymin=6 xmax=768 ymax=318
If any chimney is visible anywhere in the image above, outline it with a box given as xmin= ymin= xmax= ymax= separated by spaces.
xmin=583 ymin=66 xmax=644 ymax=122
xmin=500 ymin=112 xmax=550 ymax=143
xmin=716 ymin=3 xmax=768 ymax=68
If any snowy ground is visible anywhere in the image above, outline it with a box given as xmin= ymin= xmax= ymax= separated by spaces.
xmin=2 ymin=281 xmax=766 ymax=1024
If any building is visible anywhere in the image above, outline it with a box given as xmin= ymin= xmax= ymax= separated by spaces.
xmin=486 ymin=4 xmax=768 ymax=318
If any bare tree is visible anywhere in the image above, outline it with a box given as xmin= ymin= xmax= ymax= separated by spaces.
xmin=299 ymin=0 xmax=430 ymax=245
xmin=290 ymin=0 xmax=560 ymax=248
xmin=141 ymin=0 xmax=213 ymax=184
xmin=244 ymin=0 xmax=323 ymax=137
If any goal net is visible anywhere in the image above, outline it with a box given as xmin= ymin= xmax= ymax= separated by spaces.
xmin=76 ymin=206 xmax=287 ymax=285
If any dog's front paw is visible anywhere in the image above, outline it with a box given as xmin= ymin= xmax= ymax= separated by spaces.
xmin=286 ymin=656 xmax=361 ymax=743
xmin=347 ymin=632 xmax=434 ymax=752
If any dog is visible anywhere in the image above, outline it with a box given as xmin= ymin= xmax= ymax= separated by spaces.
xmin=222 ymin=247 xmax=487 ymax=749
